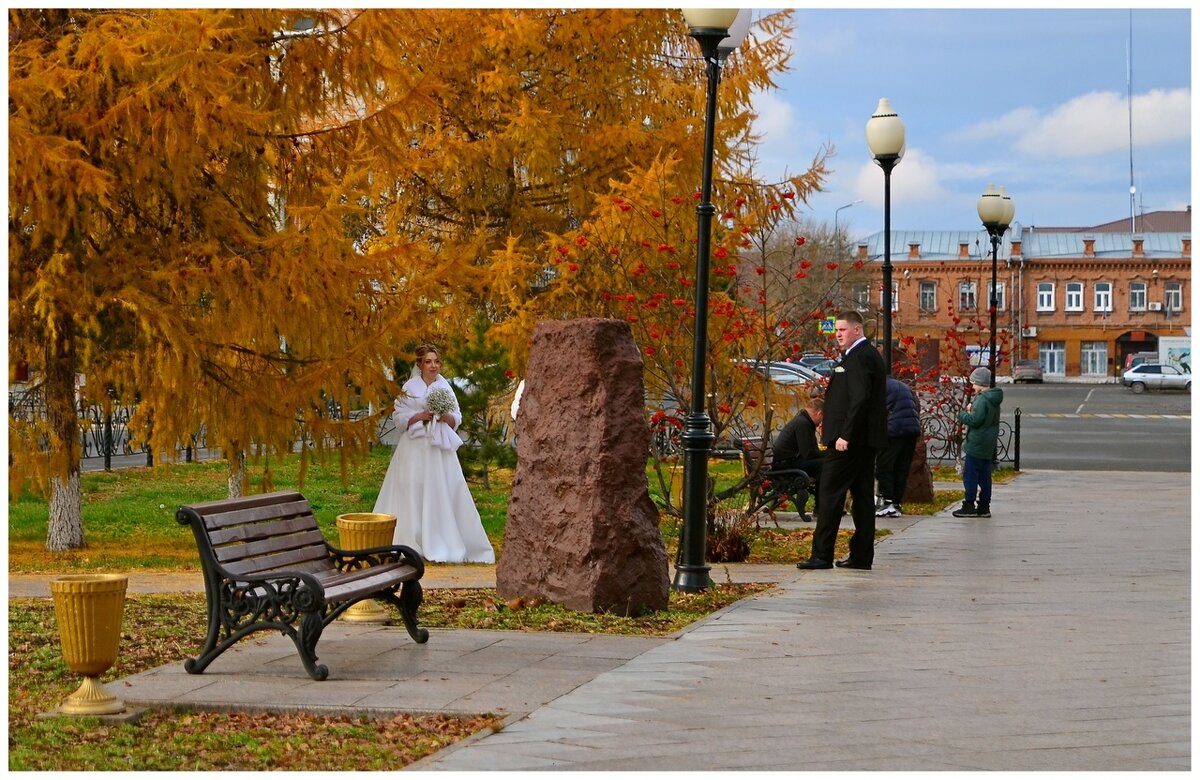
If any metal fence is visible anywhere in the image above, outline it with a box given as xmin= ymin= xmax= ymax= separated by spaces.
xmin=9 ymin=385 xmax=209 ymax=467
xmin=922 ymin=408 xmax=1021 ymax=468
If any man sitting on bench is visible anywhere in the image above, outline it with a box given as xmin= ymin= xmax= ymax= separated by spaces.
xmin=770 ymin=396 xmax=825 ymax=515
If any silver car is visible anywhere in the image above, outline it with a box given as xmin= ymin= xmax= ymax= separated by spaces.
xmin=1122 ymin=363 xmax=1191 ymax=393
xmin=1012 ymin=359 xmax=1044 ymax=383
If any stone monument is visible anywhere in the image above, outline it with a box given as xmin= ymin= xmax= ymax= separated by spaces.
xmin=497 ymin=318 xmax=669 ymax=615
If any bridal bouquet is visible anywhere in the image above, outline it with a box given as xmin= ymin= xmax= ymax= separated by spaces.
xmin=424 ymin=387 xmax=456 ymax=434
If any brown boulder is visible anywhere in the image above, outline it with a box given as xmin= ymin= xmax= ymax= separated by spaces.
xmin=496 ymin=318 xmax=669 ymax=615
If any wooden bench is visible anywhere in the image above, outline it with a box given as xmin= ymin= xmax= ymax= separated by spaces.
xmin=739 ymin=437 xmax=815 ymax=522
xmin=176 ymin=490 xmax=428 ymax=681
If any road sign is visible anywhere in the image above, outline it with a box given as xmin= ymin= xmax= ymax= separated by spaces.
xmin=820 ymin=317 xmax=835 ymax=334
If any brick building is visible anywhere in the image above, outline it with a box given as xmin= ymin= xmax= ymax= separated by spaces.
xmin=853 ymin=208 xmax=1191 ymax=380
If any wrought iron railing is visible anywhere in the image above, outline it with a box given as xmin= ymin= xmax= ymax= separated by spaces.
xmin=9 ymin=385 xmax=208 ymax=466
xmin=922 ymin=410 xmax=1019 ymax=467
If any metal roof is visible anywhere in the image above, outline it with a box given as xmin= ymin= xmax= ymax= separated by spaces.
xmin=858 ymin=227 xmax=1191 ymax=262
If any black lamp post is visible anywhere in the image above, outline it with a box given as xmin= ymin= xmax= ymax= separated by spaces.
xmin=865 ymin=98 xmax=905 ymax=375
xmin=673 ymin=8 xmax=746 ymax=593
xmin=977 ymin=184 xmax=1015 ymax=387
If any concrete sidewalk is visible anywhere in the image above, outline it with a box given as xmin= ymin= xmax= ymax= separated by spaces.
xmin=416 ymin=470 xmax=1191 ymax=771
xmin=31 ymin=471 xmax=1191 ymax=770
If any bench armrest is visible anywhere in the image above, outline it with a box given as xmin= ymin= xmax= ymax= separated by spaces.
xmin=220 ymin=569 xmax=328 ymax=609
xmin=327 ymin=543 xmax=426 ymax=578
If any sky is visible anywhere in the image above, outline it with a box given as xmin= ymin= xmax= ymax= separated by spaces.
xmin=743 ymin=6 xmax=1193 ymax=240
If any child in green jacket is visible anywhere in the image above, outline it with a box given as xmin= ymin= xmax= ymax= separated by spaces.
xmin=952 ymin=367 xmax=1003 ymax=518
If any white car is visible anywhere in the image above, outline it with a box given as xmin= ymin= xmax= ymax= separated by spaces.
xmin=736 ymin=359 xmax=823 ymax=386
xmin=1121 ymin=363 xmax=1191 ymax=393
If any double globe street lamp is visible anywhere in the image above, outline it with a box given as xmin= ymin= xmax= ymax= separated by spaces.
xmin=673 ymin=9 xmax=751 ymax=593
xmin=865 ymin=99 xmax=905 ymax=374
xmin=977 ymin=184 xmax=1016 ymax=387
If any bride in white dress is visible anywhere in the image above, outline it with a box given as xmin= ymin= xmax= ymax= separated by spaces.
xmin=373 ymin=345 xmax=495 ymax=564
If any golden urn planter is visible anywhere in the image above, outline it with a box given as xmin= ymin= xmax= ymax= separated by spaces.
xmin=335 ymin=512 xmax=398 ymax=623
xmin=49 ymin=574 xmax=128 ymax=716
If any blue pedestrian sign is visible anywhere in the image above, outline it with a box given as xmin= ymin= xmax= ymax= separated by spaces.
xmin=820 ymin=316 xmax=835 ymax=334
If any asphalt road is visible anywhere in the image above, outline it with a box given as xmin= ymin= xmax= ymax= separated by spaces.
xmin=80 ymin=384 xmax=1190 ymax=475
xmin=1001 ymin=382 xmax=1192 ymax=472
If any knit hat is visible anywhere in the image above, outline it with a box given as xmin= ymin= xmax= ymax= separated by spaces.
xmin=969 ymin=366 xmax=992 ymax=386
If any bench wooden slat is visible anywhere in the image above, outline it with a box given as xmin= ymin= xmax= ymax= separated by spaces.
xmin=211 ymin=528 xmax=328 ymax=565
xmin=315 ymin=561 xmax=420 ymax=590
xmin=183 ymin=490 xmax=306 ymax=516
xmin=206 ymin=515 xmax=317 ymax=547
xmin=221 ymin=544 xmax=330 ymax=577
xmin=201 ymin=499 xmax=314 ymax=531
xmin=322 ymin=564 xmax=421 ymax=604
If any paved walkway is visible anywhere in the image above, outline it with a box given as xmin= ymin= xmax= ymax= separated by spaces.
xmin=19 ymin=471 xmax=1190 ymax=770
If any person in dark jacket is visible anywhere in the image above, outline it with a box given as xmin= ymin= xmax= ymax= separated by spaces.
xmin=953 ymin=366 xmax=1004 ymax=518
xmin=770 ymin=396 xmax=825 ymax=515
xmin=875 ymin=376 xmax=921 ymax=517
xmin=797 ymin=311 xmax=887 ymax=571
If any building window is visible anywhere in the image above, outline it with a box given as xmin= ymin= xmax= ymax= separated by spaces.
xmin=1093 ymin=282 xmax=1113 ymax=312
xmin=986 ymin=280 xmax=1006 ymax=312
xmin=1036 ymin=282 xmax=1055 ymax=312
xmin=879 ymin=281 xmax=898 ymax=312
xmin=958 ymin=281 xmax=977 ymax=311
xmin=1129 ymin=282 xmax=1147 ymax=311
xmin=851 ymin=282 xmax=869 ymax=311
xmin=919 ymin=281 xmax=937 ymax=312
xmin=1041 ymin=341 xmax=1065 ymax=375
xmin=1065 ymin=282 xmax=1084 ymax=312
xmin=1165 ymin=281 xmax=1184 ymax=312
xmin=1080 ymin=341 xmax=1108 ymax=376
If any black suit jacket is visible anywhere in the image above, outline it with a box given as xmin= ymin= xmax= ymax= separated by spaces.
xmin=820 ymin=339 xmax=888 ymax=449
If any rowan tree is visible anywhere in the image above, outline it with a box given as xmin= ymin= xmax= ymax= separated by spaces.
xmin=498 ymin=150 xmax=835 ymax=517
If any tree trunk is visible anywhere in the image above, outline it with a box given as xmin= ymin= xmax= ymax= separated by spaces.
xmin=227 ymin=450 xmax=246 ymax=498
xmin=904 ymin=438 xmax=935 ymax=504
xmin=47 ymin=471 xmax=85 ymax=550
xmin=45 ymin=316 xmax=85 ymax=550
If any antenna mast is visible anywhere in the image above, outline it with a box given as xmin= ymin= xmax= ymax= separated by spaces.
xmin=1127 ymin=10 xmax=1136 ymax=233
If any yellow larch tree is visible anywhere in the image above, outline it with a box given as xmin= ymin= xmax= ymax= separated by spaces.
xmin=10 ymin=9 xmax=437 ymax=548
xmin=9 ymin=8 xmax=805 ymax=550
xmin=364 ymin=9 xmax=801 ymax=363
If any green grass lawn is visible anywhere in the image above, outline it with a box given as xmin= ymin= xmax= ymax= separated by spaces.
xmin=9 ymin=449 xmax=995 ymax=572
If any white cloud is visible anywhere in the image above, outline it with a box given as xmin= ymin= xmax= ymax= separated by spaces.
xmin=958 ymin=88 xmax=1191 ymax=159
xmin=748 ymin=88 xmax=826 ymax=182
xmin=951 ymin=107 xmax=1042 ymax=144
xmin=849 ymin=147 xmax=948 ymax=206
xmin=752 ymin=89 xmax=796 ymax=140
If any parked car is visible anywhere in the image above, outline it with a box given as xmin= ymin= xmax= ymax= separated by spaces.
xmin=1012 ymin=359 xmax=1044 ymax=383
xmin=797 ymin=356 xmax=835 ymax=376
xmin=733 ymin=359 xmax=822 ymax=387
xmin=797 ymin=353 xmax=836 ymax=374
xmin=1124 ymin=351 xmax=1158 ymax=371
xmin=1121 ymin=363 xmax=1191 ymax=394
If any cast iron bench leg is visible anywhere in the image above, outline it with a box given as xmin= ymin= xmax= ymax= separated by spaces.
xmin=295 ymin=609 xmax=330 ymax=681
xmin=382 ymin=581 xmax=430 ymax=644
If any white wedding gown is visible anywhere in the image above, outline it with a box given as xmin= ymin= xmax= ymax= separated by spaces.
xmin=372 ymin=375 xmax=496 ymax=564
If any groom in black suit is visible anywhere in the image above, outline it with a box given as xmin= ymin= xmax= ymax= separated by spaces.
xmin=797 ymin=310 xmax=888 ymax=570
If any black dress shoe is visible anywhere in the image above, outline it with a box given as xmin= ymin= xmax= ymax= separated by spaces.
xmin=835 ymin=558 xmax=871 ymax=570
xmin=796 ymin=559 xmax=833 ymax=570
